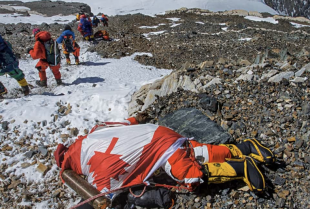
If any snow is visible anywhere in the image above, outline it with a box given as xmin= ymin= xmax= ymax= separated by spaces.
xmin=0 ymin=13 xmax=76 ymax=24
xmin=290 ymin=22 xmax=310 ymax=28
xmin=239 ymin=38 xmax=252 ymax=41
xmin=0 ymin=0 xmax=278 ymax=17
xmin=245 ymin=16 xmax=279 ymax=24
xmin=0 ymin=0 xmax=281 ymax=208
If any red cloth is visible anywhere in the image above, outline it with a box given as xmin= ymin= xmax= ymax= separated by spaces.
xmin=54 ymin=144 xmax=69 ymax=168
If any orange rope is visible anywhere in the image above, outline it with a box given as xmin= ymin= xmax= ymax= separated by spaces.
xmin=129 ymin=185 xmax=147 ymax=198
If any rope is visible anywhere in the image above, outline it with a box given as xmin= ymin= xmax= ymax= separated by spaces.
xmin=129 ymin=185 xmax=147 ymax=198
xmin=70 ymin=188 xmax=121 ymax=209
xmin=70 ymin=184 xmax=191 ymax=209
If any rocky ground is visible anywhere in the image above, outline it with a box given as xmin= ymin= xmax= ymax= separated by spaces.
xmin=0 ymin=2 xmax=310 ymax=209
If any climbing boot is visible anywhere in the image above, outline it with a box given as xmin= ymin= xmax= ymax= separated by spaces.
xmin=206 ymin=157 xmax=265 ymax=192
xmin=75 ymin=60 xmax=79 ymax=65
xmin=21 ymin=85 xmax=30 ymax=96
xmin=236 ymin=139 xmax=275 ymax=165
xmin=221 ymin=139 xmax=275 ymax=165
xmin=66 ymin=59 xmax=71 ymax=65
xmin=0 ymin=82 xmax=7 ymax=95
xmin=36 ymin=80 xmax=47 ymax=87
xmin=56 ymin=79 xmax=63 ymax=86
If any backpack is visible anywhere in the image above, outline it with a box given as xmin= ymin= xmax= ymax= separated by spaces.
xmin=43 ymin=39 xmax=60 ymax=66
xmin=82 ymin=20 xmax=91 ymax=32
xmin=63 ymin=35 xmax=75 ymax=53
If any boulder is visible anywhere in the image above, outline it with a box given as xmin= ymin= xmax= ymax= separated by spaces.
xmin=158 ymin=108 xmax=233 ymax=144
xmin=268 ymin=71 xmax=294 ymax=83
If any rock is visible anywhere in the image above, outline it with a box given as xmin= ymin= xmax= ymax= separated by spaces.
xmin=60 ymin=134 xmax=70 ymax=139
xmin=52 ymin=189 xmax=61 ymax=198
xmin=294 ymin=139 xmax=304 ymax=149
xmin=295 ymin=63 xmax=310 ymax=77
xmin=239 ymin=59 xmax=251 ymax=66
xmin=302 ymin=102 xmax=310 ymax=116
xmin=21 ymin=162 xmax=31 ymax=168
xmin=70 ymin=128 xmax=79 ymax=136
xmin=276 ymin=198 xmax=285 ymax=207
xmin=2 ymin=121 xmax=9 ymax=130
xmin=268 ymin=71 xmax=294 ymax=83
xmin=198 ymin=95 xmax=218 ymax=112
xmin=42 ymin=120 xmax=47 ymax=127
xmin=36 ymin=163 xmax=48 ymax=175
xmin=203 ymin=78 xmax=222 ymax=88
xmin=278 ymin=190 xmax=290 ymax=198
xmin=261 ymin=70 xmax=278 ymax=80
xmin=290 ymin=77 xmax=307 ymax=83
xmin=274 ymin=176 xmax=286 ymax=185
xmin=236 ymin=74 xmax=253 ymax=81
xmin=8 ymin=180 xmax=21 ymax=189
xmin=24 ymin=150 xmax=37 ymax=159
xmin=158 ymin=108 xmax=233 ymax=144
xmin=38 ymin=146 xmax=48 ymax=157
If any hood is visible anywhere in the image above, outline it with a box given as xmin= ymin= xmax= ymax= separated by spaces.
xmin=35 ymin=31 xmax=51 ymax=42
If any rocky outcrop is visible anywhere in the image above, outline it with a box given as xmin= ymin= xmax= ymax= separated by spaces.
xmin=128 ymin=59 xmax=309 ymax=116
xmin=158 ymin=108 xmax=233 ymax=144
xmin=0 ymin=1 xmax=91 ymax=17
xmin=264 ymin=0 xmax=310 ymax=19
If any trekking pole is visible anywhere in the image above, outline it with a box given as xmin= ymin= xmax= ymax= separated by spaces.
xmin=62 ymin=170 xmax=111 ymax=209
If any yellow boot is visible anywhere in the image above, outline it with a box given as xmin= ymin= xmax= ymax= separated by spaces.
xmin=205 ymin=157 xmax=265 ymax=192
xmin=221 ymin=139 xmax=275 ymax=165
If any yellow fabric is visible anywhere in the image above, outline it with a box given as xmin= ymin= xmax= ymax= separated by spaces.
xmin=244 ymin=138 xmax=275 ymax=164
xmin=208 ymin=176 xmax=243 ymax=184
xmin=207 ymin=162 xmax=237 ymax=177
xmin=17 ymin=78 xmax=28 ymax=87
xmin=220 ymin=144 xmax=244 ymax=159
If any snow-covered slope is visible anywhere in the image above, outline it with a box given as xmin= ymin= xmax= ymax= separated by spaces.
xmin=4 ymin=0 xmax=278 ymax=16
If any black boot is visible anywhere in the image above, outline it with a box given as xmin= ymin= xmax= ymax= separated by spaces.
xmin=36 ymin=80 xmax=47 ymax=87
xmin=56 ymin=79 xmax=63 ymax=86
xmin=21 ymin=85 xmax=30 ymax=96
xmin=227 ymin=157 xmax=265 ymax=192
xmin=236 ymin=139 xmax=275 ymax=165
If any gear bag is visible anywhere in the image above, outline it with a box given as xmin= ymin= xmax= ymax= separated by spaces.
xmin=43 ymin=39 xmax=60 ymax=66
xmin=63 ymin=35 xmax=75 ymax=53
xmin=124 ymin=187 xmax=173 ymax=209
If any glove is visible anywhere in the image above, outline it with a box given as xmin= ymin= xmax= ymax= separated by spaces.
xmin=27 ymin=48 xmax=33 ymax=54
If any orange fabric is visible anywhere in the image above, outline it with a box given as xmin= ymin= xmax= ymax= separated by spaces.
xmin=207 ymin=144 xmax=231 ymax=163
xmin=189 ymin=140 xmax=231 ymax=163
xmin=122 ymin=126 xmax=183 ymax=187
xmin=73 ymin=47 xmax=80 ymax=57
xmin=60 ymin=135 xmax=86 ymax=182
xmin=127 ymin=117 xmax=139 ymax=125
xmin=167 ymin=148 xmax=203 ymax=191
xmin=29 ymin=31 xmax=51 ymax=61
xmin=61 ymin=39 xmax=80 ymax=56
xmin=37 ymin=63 xmax=61 ymax=81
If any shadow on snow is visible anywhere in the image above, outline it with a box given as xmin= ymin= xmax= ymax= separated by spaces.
xmin=72 ymin=77 xmax=105 ymax=85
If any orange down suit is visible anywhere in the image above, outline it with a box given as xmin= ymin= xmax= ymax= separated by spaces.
xmin=29 ymin=31 xmax=61 ymax=81
xmin=163 ymin=141 xmax=231 ymax=190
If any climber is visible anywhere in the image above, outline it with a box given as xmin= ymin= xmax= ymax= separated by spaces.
xmin=27 ymin=28 xmax=62 ymax=87
xmin=0 ymin=35 xmax=29 ymax=96
xmin=100 ymin=14 xmax=109 ymax=27
xmin=56 ymin=25 xmax=81 ymax=65
xmin=92 ymin=16 xmax=100 ymax=28
xmin=77 ymin=15 xmax=94 ymax=41
xmin=54 ymin=113 xmax=275 ymax=208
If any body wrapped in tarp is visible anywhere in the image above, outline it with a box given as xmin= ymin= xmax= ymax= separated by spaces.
xmin=59 ymin=123 xmax=187 ymax=193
